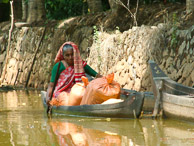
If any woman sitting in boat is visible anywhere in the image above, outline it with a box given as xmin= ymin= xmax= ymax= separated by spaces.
xmin=46 ymin=41 xmax=101 ymax=106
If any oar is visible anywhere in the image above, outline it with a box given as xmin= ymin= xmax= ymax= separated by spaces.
xmin=47 ymin=61 xmax=61 ymax=117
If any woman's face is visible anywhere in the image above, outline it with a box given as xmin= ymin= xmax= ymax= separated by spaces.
xmin=63 ymin=49 xmax=74 ymax=66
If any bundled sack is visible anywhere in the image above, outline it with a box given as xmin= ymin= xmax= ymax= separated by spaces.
xmin=50 ymin=76 xmax=89 ymax=106
xmin=50 ymin=91 xmax=70 ymax=106
xmin=80 ymin=73 xmax=121 ymax=105
xmin=101 ymin=98 xmax=124 ymax=104
xmin=68 ymin=76 xmax=89 ymax=106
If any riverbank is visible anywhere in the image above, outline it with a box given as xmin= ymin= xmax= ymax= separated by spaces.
xmin=0 ymin=2 xmax=193 ymax=91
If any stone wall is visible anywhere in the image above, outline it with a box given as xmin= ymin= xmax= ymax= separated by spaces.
xmin=0 ymin=22 xmax=193 ymax=91
xmin=0 ymin=23 xmax=94 ymax=89
xmin=87 ymin=24 xmax=194 ymax=91
xmin=87 ymin=24 xmax=167 ymax=91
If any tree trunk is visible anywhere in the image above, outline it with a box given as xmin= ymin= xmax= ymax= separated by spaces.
xmin=109 ymin=0 xmax=129 ymax=14
xmin=36 ymin=0 xmax=46 ymax=21
xmin=87 ymin=0 xmax=103 ymax=13
xmin=109 ymin=0 xmax=120 ymax=13
xmin=13 ymin=0 xmax=22 ymax=21
xmin=186 ymin=0 xmax=194 ymax=13
xmin=22 ymin=0 xmax=28 ymax=21
xmin=27 ymin=0 xmax=37 ymax=23
xmin=27 ymin=0 xmax=46 ymax=23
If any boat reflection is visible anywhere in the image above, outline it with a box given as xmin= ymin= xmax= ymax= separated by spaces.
xmin=49 ymin=121 xmax=121 ymax=146
xmin=140 ymin=119 xmax=194 ymax=146
xmin=0 ymin=90 xmax=194 ymax=146
xmin=48 ymin=118 xmax=194 ymax=146
xmin=48 ymin=118 xmax=145 ymax=146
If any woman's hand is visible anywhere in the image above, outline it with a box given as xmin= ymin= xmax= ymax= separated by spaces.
xmin=46 ymin=92 xmax=51 ymax=105
xmin=46 ymin=82 xmax=54 ymax=105
xmin=95 ymin=74 xmax=103 ymax=78
xmin=120 ymin=89 xmax=130 ymax=96
xmin=46 ymin=98 xmax=51 ymax=105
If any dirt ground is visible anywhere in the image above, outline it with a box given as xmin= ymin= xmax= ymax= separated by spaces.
xmin=29 ymin=2 xmax=193 ymax=32
xmin=1 ymin=2 xmax=193 ymax=32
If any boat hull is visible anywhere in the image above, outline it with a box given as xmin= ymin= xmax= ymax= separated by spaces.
xmin=162 ymin=92 xmax=194 ymax=121
xmin=41 ymin=91 xmax=145 ymax=119
xmin=149 ymin=60 xmax=194 ymax=122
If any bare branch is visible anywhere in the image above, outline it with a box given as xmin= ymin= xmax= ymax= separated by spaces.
xmin=113 ymin=0 xmax=139 ymax=26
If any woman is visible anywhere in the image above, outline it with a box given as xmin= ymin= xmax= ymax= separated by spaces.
xmin=46 ymin=41 xmax=101 ymax=106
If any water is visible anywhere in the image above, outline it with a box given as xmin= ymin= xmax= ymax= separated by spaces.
xmin=0 ymin=90 xmax=194 ymax=146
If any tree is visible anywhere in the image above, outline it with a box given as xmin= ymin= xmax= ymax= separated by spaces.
xmin=186 ymin=0 xmax=194 ymax=13
xmin=87 ymin=0 xmax=103 ymax=13
xmin=108 ymin=0 xmax=122 ymax=13
xmin=36 ymin=0 xmax=46 ymax=21
xmin=27 ymin=0 xmax=46 ymax=23
xmin=22 ymin=0 xmax=27 ymax=21
xmin=13 ymin=0 xmax=22 ymax=20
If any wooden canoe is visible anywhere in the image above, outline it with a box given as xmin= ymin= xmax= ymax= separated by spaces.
xmin=41 ymin=90 xmax=145 ymax=119
xmin=149 ymin=60 xmax=194 ymax=122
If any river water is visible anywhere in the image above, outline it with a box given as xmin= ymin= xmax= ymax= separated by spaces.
xmin=0 ymin=90 xmax=194 ymax=146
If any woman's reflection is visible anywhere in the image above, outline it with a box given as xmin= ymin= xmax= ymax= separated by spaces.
xmin=48 ymin=120 xmax=121 ymax=146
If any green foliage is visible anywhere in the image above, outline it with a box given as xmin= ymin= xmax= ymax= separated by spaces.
xmin=116 ymin=26 xmax=120 ymax=31
xmin=45 ymin=0 xmax=88 ymax=20
xmin=0 ymin=0 xmax=10 ymax=22
xmin=24 ymin=0 xmax=28 ymax=4
xmin=93 ymin=26 xmax=99 ymax=43
xmin=0 ymin=0 xmax=9 ymax=3
xmin=44 ymin=35 xmax=49 ymax=40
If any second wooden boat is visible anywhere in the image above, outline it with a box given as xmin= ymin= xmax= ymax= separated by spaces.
xmin=149 ymin=60 xmax=194 ymax=122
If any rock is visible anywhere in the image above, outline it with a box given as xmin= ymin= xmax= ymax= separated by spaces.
xmin=163 ymin=49 xmax=169 ymax=57
xmin=178 ymin=41 xmax=186 ymax=55
xmin=165 ymin=57 xmax=173 ymax=69
xmin=182 ymin=62 xmax=194 ymax=78
xmin=183 ymin=76 xmax=191 ymax=87
xmin=176 ymin=59 xmax=181 ymax=69
xmin=15 ymin=22 xmax=30 ymax=28
xmin=0 ymin=52 xmax=6 ymax=63
xmin=133 ymin=78 xmax=141 ymax=91
xmin=123 ymin=79 xmax=134 ymax=89
xmin=127 ymin=56 xmax=133 ymax=65
xmin=191 ymin=70 xmax=194 ymax=82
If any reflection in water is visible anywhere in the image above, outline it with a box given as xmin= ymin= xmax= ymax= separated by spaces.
xmin=0 ymin=90 xmax=42 ymax=111
xmin=48 ymin=118 xmax=194 ymax=146
xmin=140 ymin=119 xmax=194 ymax=146
xmin=48 ymin=120 xmax=122 ymax=146
xmin=0 ymin=90 xmax=194 ymax=146
xmin=0 ymin=90 xmax=47 ymax=146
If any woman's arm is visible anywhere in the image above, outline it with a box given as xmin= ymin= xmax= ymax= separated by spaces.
xmin=50 ymin=62 xmax=66 ymax=82
xmin=84 ymin=64 xmax=102 ymax=78
xmin=46 ymin=82 xmax=54 ymax=105
xmin=46 ymin=62 xmax=65 ymax=105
